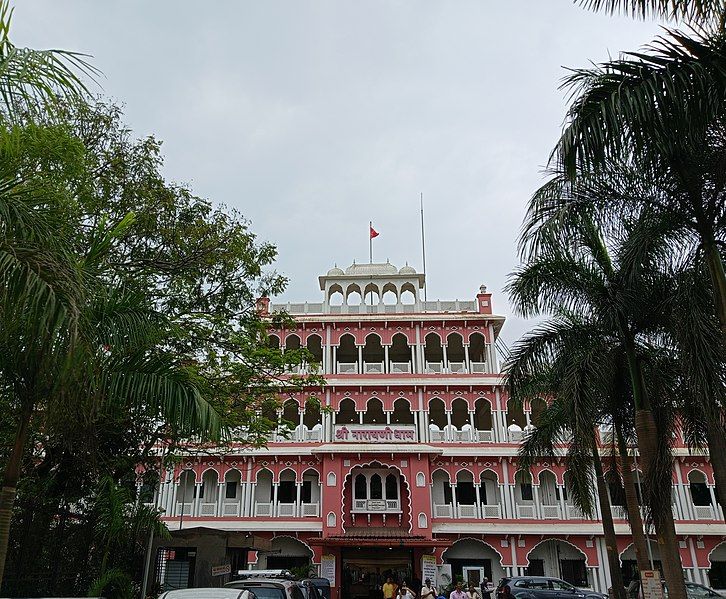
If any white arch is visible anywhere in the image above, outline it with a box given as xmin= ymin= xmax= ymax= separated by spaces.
xmin=707 ymin=540 xmax=726 ymax=566
xmin=442 ymin=537 xmax=506 ymax=564
xmin=527 ymin=538 xmax=590 ymax=566
xmin=341 ymin=459 xmax=413 ymax=533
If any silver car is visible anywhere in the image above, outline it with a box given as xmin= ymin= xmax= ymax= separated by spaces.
xmin=159 ymin=589 xmax=255 ymax=599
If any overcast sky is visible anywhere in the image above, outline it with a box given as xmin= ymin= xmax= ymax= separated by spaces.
xmin=16 ymin=1 xmax=666 ymax=345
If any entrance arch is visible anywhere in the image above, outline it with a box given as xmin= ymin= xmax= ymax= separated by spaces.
xmin=526 ymin=539 xmax=589 ymax=587
xmin=264 ymin=536 xmax=314 ymax=570
xmin=708 ymin=541 xmax=726 ymax=590
xmin=443 ymin=538 xmax=506 ymax=588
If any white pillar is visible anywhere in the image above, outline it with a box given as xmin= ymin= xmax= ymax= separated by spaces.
xmin=533 ymin=484 xmax=541 ymax=519
xmin=451 ymin=483 xmax=458 ymax=518
xmin=446 ymin=411 xmax=452 ymax=441
xmin=464 ymin=344 xmax=470 ymax=372
xmin=475 ymin=484 xmax=482 ymax=519
xmin=272 ymin=482 xmax=279 ymax=516
xmin=216 ymin=480 xmax=226 ymax=517
xmin=558 ymin=485 xmax=567 ymax=519
xmin=193 ymin=483 xmax=203 ymax=517
xmin=469 ymin=411 xmax=476 ymax=441
xmin=384 ymin=345 xmax=389 ymax=373
xmin=299 ymin=411 xmax=305 ymax=441
xmin=332 ymin=346 xmax=337 ymax=374
xmin=358 ymin=345 xmax=363 ymax=373
xmin=296 ymin=481 xmax=303 ymax=517
xmin=442 ymin=344 xmax=448 ymax=372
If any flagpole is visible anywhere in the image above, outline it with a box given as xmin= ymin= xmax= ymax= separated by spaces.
xmin=369 ymin=220 xmax=373 ymax=264
xmin=420 ymin=192 xmax=428 ymax=304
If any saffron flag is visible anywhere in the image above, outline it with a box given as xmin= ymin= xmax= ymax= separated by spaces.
xmin=370 ymin=225 xmax=379 ymax=239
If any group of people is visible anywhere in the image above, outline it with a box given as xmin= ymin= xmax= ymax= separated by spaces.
xmin=380 ymin=577 xmax=495 ymax=599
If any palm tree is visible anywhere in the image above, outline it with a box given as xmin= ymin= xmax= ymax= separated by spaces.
xmin=506 ymin=314 xmax=629 ymax=599
xmin=508 ymin=208 xmax=688 ymax=599
xmin=574 ymin=0 xmax=726 ymax=24
xmin=0 ymin=0 xmax=96 ymax=120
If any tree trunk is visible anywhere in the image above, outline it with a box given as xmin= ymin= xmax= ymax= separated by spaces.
xmin=592 ymin=440 xmax=627 ymax=599
xmin=616 ymin=425 xmax=651 ymax=573
xmin=634 ymin=410 xmax=686 ymax=599
xmin=0 ymin=400 xmax=34 ymax=589
xmin=704 ymin=418 xmax=726 ymax=520
xmin=704 ymin=240 xmax=726 ymax=340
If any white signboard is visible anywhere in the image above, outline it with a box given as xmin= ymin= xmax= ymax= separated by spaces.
xmin=334 ymin=425 xmax=417 ymax=442
xmin=641 ymin=570 xmax=663 ymax=599
xmin=321 ymin=554 xmax=336 ymax=587
xmin=422 ymin=555 xmax=438 ymax=588
xmin=211 ymin=564 xmax=231 ymax=577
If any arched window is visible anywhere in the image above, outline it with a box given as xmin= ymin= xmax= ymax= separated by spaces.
xmin=337 ymin=398 xmax=357 ymax=425
xmin=363 ymin=398 xmax=385 ymax=424
xmin=386 ymin=474 xmax=399 ymax=499
xmin=370 ymin=474 xmax=383 ymax=499
xmin=355 ymin=474 xmax=368 ymax=499
xmin=689 ymin=471 xmax=712 ymax=506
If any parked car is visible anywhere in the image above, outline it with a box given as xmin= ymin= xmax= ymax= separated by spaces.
xmin=496 ymin=577 xmax=607 ymax=599
xmin=225 ymin=577 xmax=306 ymax=599
xmin=685 ymin=582 xmax=724 ymax=598
xmin=303 ymin=578 xmax=331 ymax=599
xmin=159 ymin=589 xmax=255 ymax=599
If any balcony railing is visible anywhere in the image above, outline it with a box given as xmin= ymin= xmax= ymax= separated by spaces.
xmin=448 ymin=362 xmax=466 ymax=373
xmin=470 ymin=361 xmax=487 ymax=373
xmin=352 ymin=499 xmax=401 ymax=512
xmin=255 ymin=502 xmax=273 ymax=517
xmin=477 ymin=430 xmax=493 ymax=442
xmin=302 ymin=502 xmax=320 ymax=517
xmin=567 ymin=505 xmax=589 ymax=519
xmin=540 ymin=504 xmax=562 ymax=519
xmin=517 ymin=504 xmax=536 ymax=518
xmin=390 ymin=362 xmax=412 ymax=373
xmin=432 ymin=503 xmax=503 ymax=519
xmin=364 ymin=362 xmax=385 ymax=374
xmin=338 ymin=362 xmax=358 ymax=374
xmin=200 ymin=502 xmax=217 ymax=516
xmin=694 ymin=505 xmax=715 ymax=520
xmin=222 ymin=501 xmax=241 ymax=516
xmin=425 ymin=362 xmax=444 ymax=373
xmin=278 ymin=503 xmax=296 ymax=517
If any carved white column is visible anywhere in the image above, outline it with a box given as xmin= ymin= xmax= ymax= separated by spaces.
xmin=474 ymin=483 xmax=482 ymax=519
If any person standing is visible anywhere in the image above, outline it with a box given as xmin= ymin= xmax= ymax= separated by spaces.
xmin=421 ymin=578 xmax=437 ymax=599
xmin=481 ymin=578 xmax=492 ymax=599
xmin=451 ymin=582 xmax=468 ymax=599
xmin=467 ymin=584 xmax=482 ymax=599
xmin=398 ymin=580 xmax=416 ymax=599
xmin=384 ymin=577 xmax=398 ymax=599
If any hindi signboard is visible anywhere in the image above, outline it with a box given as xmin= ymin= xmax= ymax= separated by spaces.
xmin=641 ymin=570 xmax=663 ymax=599
xmin=334 ymin=424 xmax=417 ymax=442
xmin=321 ymin=554 xmax=336 ymax=587
xmin=422 ymin=555 xmax=437 ymax=587
xmin=211 ymin=564 xmax=231 ymax=577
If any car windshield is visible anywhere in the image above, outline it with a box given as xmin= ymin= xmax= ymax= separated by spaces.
xmin=686 ymin=584 xmax=719 ymax=597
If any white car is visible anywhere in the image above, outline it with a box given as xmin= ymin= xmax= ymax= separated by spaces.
xmin=159 ymin=589 xmax=255 ymax=599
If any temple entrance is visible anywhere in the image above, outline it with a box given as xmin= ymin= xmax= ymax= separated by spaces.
xmin=342 ymin=547 xmax=414 ymax=599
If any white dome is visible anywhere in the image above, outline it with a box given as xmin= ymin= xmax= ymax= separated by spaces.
xmin=399 ymin=264 xmax=416 ymax=275
xmin=327 ymin=266 xmax=344 ymax=276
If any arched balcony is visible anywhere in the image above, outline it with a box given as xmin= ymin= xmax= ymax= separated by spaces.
xmin=449 ymin=398 xmax=472 ymax=442
xmin=363 ymin=398 xmax=386 ymax=424
xmin=222 ymin=469 xmax=242 ymax=516
xmin=362 ymin=334 xmax=385 ymax=374
xmin=474 ymin=398 xmax=494 ymax=442
xmin=389 ymin=333 xmax=412 ymax=373
xmin=538 ymin=470 xmax=561 ymax=519
xmin=254 ymin=469 xmax=274 ymax=516
xmin=346 ymin=465 xmax=407 ymax=527
xmin=432 ymin=470 xmax=453 ymax=517
xmin=428 ymin=397 xmax=447 ymax=442
xmin=391 ymin=398 xmax=414 ymax=424
xmin=176 ymin=470 xmax=196 ymax=517
xmin=301 ymin=400 xmax=323 ymax=441
xmin=689 ymin=470 xmax=717 ymax=520
xmin=468 ymin=332 xmax=488 ymax=373
xmin=506 ymin=399 xmax=526 ymax=443
xmin=337 ymin=398 xmax=358 ymax=425
xmin=480 ymin=470 xmax=502 ymax=518
xmin=424 ymin=333 xmax=444 ymax=373
xmin=306 ymin=334 xmax=323 ymax=372
xmin=446 ymin=333 xmax=466 ymax=373
xmin=198 ymin=469 xmax=220 ymax=517
xmin=336 ymin=334 xmax=358 ymax=374
xmin=514 ymin=470 xmax=535 ymax=518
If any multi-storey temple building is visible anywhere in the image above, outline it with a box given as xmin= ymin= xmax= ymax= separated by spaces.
xmin=145 ymin=262 xmax=726 ymax=597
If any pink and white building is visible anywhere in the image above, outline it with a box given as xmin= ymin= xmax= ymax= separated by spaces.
xmin=145 ymin=262 xmax=726 ymax=596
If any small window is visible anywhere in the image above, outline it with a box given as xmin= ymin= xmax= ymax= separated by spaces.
xmin=528 ymin=580 xmax=550 ymax=590
xmin=225 ymin=481 xmax=237 ymax=499
xmin=301 ymin=481 xmax=312 ymax=503
xmin=520 ymin=483 xmax=533 ymax=501
xmin=355 ymin=474 xmax=367 ymax=499
xmin=552 ymin=581 xmax=575 ymax=591
xmin=370 ymin=474 xmax=383 ymax=499
xmin=327 ymin=472 xmax=336 ymax=487
xmin=690 ymin=482 xmax=712 ymax=506
xmin=386 ymin=474 xmax=398 ymax=499
xmin=514 ymin=581 xmax=528 ymax=588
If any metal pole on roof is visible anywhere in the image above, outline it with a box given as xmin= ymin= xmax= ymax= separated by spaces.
xmin=420 ymin=192 xmax=427 ymax=305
